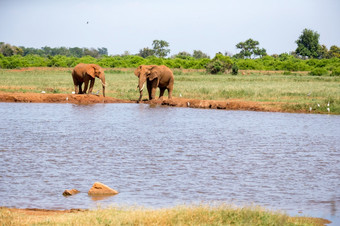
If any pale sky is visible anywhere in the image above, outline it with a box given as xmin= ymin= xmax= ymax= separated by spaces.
xmin=1 ymin=0 xmax=339 ymax=57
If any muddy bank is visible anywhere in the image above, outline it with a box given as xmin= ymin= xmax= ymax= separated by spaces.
xmin=0 ymin=92 xmax=297 ymax=113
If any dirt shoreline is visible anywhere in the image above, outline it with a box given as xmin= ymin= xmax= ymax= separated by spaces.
xmin=0 ymin=92 xmax=302 ymax=113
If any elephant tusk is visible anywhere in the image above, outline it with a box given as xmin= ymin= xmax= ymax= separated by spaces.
xmin=140 ymin=83 xmax=145 ymax=91
xmin=101 ymin=81 xmax=107 ymax=87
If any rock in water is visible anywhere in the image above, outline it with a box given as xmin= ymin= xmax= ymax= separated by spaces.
xmin=63 ymin=189 xmax=80 ymax=196
xmin=88 ymin=182 xmax=119 ymax=195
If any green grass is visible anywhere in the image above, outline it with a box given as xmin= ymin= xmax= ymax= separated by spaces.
xmin=0 ymin=205 xmax=329 ymax=225
xmin=0 ymin=68 xmax=339 ymax=114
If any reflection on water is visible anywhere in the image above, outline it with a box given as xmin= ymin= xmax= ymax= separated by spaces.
xmin=0 ymin=103 xmax=339 ymax=223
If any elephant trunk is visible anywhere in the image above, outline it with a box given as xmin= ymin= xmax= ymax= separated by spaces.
xmin=137 ymin=78 xmax=146 ymax=102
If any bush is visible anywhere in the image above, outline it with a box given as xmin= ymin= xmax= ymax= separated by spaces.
xmin=331 ymin=67 xmax=340 ymax=76
xmin=309 ymin=68 xmax=328 ymax=76
xmin=231 ymin=63 xmax=238 ymax=75
xmin=206 ymin=60 xmax=225 ymax=74
xmin=206 ymin=54 xmax=232 ymax=74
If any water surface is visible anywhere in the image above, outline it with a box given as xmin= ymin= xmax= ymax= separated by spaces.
xmin=0 ymin=103 xmax=339 ymax=223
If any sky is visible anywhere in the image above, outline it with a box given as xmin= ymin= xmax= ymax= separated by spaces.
xmin=1 ymin=0 xmax=339 ymax=57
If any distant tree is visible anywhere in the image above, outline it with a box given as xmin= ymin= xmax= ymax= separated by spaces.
xmin=69 ymin=47 xmax=84 ymax=58
xmin=0 ymin=43 xmax=23 ymax=56
xmin=235 ymin=38 xmax=267 ymax=59
xmin=295 ymin=28 xmax=321 ymax=58
xmin=122 ymin=50 xmax=130 ymax=56
xmin=152 ymin=40 xmax=170 ymax=58
xmin=318 ymin=45 xmax=329 ymax=59
xmin=193 ymin=50 xmax=210 ymax=59
xmin=328 ymin=45 xmax=340 ymax=58
xmin=138 ymin=47 xmax=155 ymax=58
xmin=174 ymin=51 xmax=191 ymax=59
xmin=98 ymin=47 xmax=108 ymax=56
xmin=84 ymin=48 xmax=99 ymax=58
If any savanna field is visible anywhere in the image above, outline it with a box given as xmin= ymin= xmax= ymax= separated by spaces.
xmin=0 ymin=67 xmax=339 ymax=114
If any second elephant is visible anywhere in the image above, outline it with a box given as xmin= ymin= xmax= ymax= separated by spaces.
xmin=134 ymin=65 xmax=174 ymax=102
xmin=72 ymin=63 xmax=106 ymax=97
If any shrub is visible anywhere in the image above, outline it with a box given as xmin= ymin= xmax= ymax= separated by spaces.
xmin=331 ymin=67 xmax=340 ymax=76
xmin=231 ymin=63 xmax=238 ymax=75
xmin=206 ymin=60 xmax=225 ymax=74
xmin=206 ymin=54 xmax=232 ymax=74
xmin=309 ymin=68 xmax=328 ymax=76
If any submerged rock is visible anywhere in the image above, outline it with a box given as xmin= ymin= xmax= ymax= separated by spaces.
xmin=88 ymin=182 xmax=119 ymax=196
xmin=62 ymin=189 xmax=80 ymax=196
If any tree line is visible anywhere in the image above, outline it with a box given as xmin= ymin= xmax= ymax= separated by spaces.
xmin=0 ymin=29 xmax=339 ymax=75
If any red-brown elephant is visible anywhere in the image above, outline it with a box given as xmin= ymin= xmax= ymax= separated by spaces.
xmin=134 ymin=65 xmax=174 ymax=102
xmin=72 ymin=63 xmax=106 ymax=97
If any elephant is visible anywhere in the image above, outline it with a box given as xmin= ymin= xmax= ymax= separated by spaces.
xmin=134 ymin=65 xmax=174 ymax=102
xmin=72 ymin=63 xmax=106 ymax=97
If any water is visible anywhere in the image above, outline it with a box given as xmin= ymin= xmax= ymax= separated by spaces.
xmin=0 ymin=103 xmax=339 ymax=223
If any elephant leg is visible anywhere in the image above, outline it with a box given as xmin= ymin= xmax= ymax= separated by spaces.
xmin=78 ymin=83 xmax=83 ymax=94
xmin=88 ymin=78 xmax=95 ymax=94
xmin=83 ymin=80 xmax=89 ymax=94
xmin=74 ymin=84 xmax=79 ymax=94
xmin=147 ymin=80 xmax=152 ymax=100
xmin=168 ymin=86 xmax=173 ymax=99
xmin=159 ymin=87 xmax=166 ymax=100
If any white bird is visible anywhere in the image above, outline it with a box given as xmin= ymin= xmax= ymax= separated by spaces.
xmin=66 ymin=97 xmax=69 ymax=101
xmin=309 ymin=106 xmax=312 ymax=112
xmin=41 ymin=91 xmax=46 ymax=94
xmin=179 ymin=93 xmax=182 ymax=97
xmin=317 ymin=104 xmax=320 ymax=107
xmin=327 ymin=107 xmax=330 ymax=113
xmin=327 ymin=102 xmax=330 ymax=107
xmin=72 ymin=91 xmax=75 ymax=94
xmin=187 ymin=102 xmax=190 ymax=107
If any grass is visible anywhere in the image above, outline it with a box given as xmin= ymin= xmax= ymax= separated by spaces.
xmin=0 ymin=204 xmax=330 ymax=225
xmin=0 ymin=68 xmax=339 ymax=114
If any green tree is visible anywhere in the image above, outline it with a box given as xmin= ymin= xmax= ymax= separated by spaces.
xmin=295 ymin=28 xmax=321 ymax=58
xmin=98 ymin=47 xmax=108 ymax=56
xmin=152 ymin=40 xmax=170 ymax=58
xmin=174 ymin=51 xmax=191 ymax=59
xmin=0 ymin=43 xmax=15 ymax=56
xmin=235 ymin=38 xmax=267 ymax=59
xmin=328 ymin=45 xmax=340 ymax=58
xmin=193 ymin=50 xmax=210 ymax=59
xmin=138 ymin=47 xmax=155 ymax=58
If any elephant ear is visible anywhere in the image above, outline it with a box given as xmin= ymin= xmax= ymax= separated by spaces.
xmin=86 ymin=66 xmax=96 ymax=78
xmin=134 ymin=66 xmax=142 ymax=77
xmin=148 ymin=66 xmax=159 ymax=80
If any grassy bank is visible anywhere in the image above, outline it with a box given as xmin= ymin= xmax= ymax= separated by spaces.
xmin=0 ymin=205 xmax=330 ymax=225
xmin=0 ymin=68 xmax=339 ymax=114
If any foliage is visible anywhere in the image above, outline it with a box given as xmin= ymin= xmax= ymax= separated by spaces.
xmin=206 ymin=53 xmax=232 ymax=74
xmin=193 ymin=50 xmax=210 ymax=59
xmin=309 ymin=68 xmax=328 ymax=76
xmin=235 ymin=38 xmax=267 ymax=59
xmin=0 ymin=43 xmax=23 ymax=56
xmin=295 ymin=28 xmax=321 ymax=58
xmin=331 ymin=67 xmax=340 ymax=76
xmin=138 ymin=47 xmax=155 ymax=58
xmin=232 ymin=63 xmax=238 ymax=75
xmin=152 ymin=40 xmax=170 ymax=58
